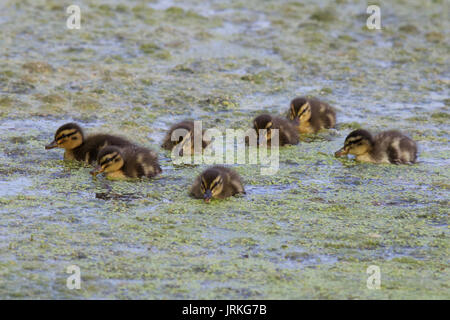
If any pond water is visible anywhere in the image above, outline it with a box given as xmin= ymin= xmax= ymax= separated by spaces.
xmin=0 ymin=0 xmax=448 ymax=299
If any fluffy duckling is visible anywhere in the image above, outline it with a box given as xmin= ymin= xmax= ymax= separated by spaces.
xmin=45 ymin=122 xmax=132 ymax=164
xmin=335 ymin=129 xmax=417 ymax=164
xmin=161 ymin=120 xmax=210 ymax=156
xmin=90 ymin=145 xmax=162 ymax=179
xmin=190 ymin=166 xmax=245 ymax=203
xmin=251 ymin=114 xmax=299 ymax=146
xmin=289 ymin=96 xmax=336 ymax=133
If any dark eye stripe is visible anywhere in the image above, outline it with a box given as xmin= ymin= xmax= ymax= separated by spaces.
xmin=298 ymin=107 xmax=308 ymax=117
xmin=210 ymin=179 xmax=222 ymax=190
xmin=100 ymin=154 xmax=118 ymax=166
xmin=56 ymin=131 xmax=77 ymax=141
xmin=345 ymin=138 xmax=363 ymax=147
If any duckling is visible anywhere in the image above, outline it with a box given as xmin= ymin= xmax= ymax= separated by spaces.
xmin=90 ymin=145 xmax=162 ymax=179
xmin=161 ymin=120 xmax=210 ymax=156
xmin=45 ymin=122 xmax=133 ymax=164
xmin=289 ymin=96 xmax=336 ymax=133
xmin=190 ymin=165 xmax=245 ymax=203
xmin=335 ymin=129 xmax=417 ymax=164
xmin=251 ymin=114 xmax=299 ymax=146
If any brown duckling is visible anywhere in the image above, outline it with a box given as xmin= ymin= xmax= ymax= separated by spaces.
xmin=252 ymin=114 xmax=299 ymax=146
xmin=90 ymin=145 xmax=162 ymax=179
xmin=289 ymin=96 xmax=336 ymax=133
xmin=45 ymin=122 xmax=133 ymax=164
xmin=161 ymin=120 xmax=210 ymax=156
xmin=335 ymin=129 xmax=417 ymax=164
xmin=190 ymin=165 xmax=245 ymax=203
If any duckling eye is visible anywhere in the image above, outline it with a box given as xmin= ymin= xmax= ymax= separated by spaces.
xmin=210 ymin=179 xmax=222 ymax=190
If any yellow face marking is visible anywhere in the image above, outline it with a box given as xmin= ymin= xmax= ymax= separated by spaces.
xmin=106 ymin=170 xmax=127 ymax=179
xmin=99 ymin=152 xmax=124 ymax=174
xmin=200 ymin=175 xmax=223 ymax=198
xmin=355 ymin=153 xmax=375 ymax=163
xmin=210 ymin=175 xmax=221 ymax=186
xmin=210 ymin=176 xmax=223 ymax=197
xmin=297 ymin=102 xmax=311 ymax=123
xmin=53 ymin=129 xmax=82 ymax=150
xmin=200 ymin=177 xmax=207 ymax=193
xmin=265 ymin=129 xmax=271 ymax=142
xmin=347 ymin=143 xmax=370 ymax=156
xmin=100 ymin=152 xmax=118 ymax=164
xmin=290 ymin=103 xmax=296 ymax=120
xmin=55 ymin=129 xmax=77 ymax=141
xmin=346 ymin=136 xmax=362 ymax=144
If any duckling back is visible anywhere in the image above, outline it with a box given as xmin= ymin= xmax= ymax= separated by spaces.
xmin=373 ymin=131 xmax=417 ymax=164
xmin=122 ymin=146 xmax=162 ymax=178
xmin=308 ymin=98 xmax=336 ymax=130
xmin=272 ymin=116 xmax=299 ymax=146
xmin=79 ymin=134 xmax=133 ymax=164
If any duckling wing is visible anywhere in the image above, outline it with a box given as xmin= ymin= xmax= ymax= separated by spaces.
xmin=189 ymin=176 xmax=204 ymax=199
xmin=127 ymin=146 xmax=162 ymax=178
xmin=309 ymin=100 xmax=336 ymax=131
xmin=375 ymin=131 xmax=417 ymax=164
xmin=273 ymin=117 xmax=299 ymax=146
xmin=227 ymin=169 xmax=245 ymax=195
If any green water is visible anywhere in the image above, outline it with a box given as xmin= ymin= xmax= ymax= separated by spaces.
xmin=0 ymin=0 xmax=448 ymax=299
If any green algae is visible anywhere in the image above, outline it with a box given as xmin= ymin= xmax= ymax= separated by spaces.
xmin=310 ymin=7 xmax=337 ymax=22
xmin=0 ymin=0 xmax=448 ymax=300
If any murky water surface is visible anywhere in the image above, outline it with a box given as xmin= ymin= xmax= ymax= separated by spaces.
xmin=0 ymin=0 xmax=448 ymax=299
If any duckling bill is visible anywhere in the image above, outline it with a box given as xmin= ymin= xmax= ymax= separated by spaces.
xmin=335 ymin=129 xmax=417 ymax=164
xmin=90 ymin=145 xmax=162 ymax=179
xmin=45 ymin=122 xmax=133 ymax=164
xmin=161 ymin=120 xmax=210 ymax=156
xmin=252 ymin=114 xmax=299 ymax=146
xmin=289 ymin=96 xmax=336 ymax=134
xmin=190 ymin=166 xmax=245 ymax=203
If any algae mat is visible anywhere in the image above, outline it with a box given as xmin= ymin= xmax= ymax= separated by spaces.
xmin=0 ymin=0 xmax=449 ymax=299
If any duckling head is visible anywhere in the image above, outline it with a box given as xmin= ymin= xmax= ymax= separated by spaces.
xmin=162 ymin=127 xmax=193 ymax=157
xmin=335 ymin=129 xmax=374 ymax=157
xmin=90 ymin=146 xmax=124 ymax=177
xmin=200 ymin=168 xmax=224 ymax=203
xmin=161 ymin=132 xmax=186 ymax=150
xmin=45 ymin=122 xmax=84 ymax=151
xmin=289 ymin=97 xmax=311 ymax=123
xmin=254 ymin=114 xmax=273 ymax=141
